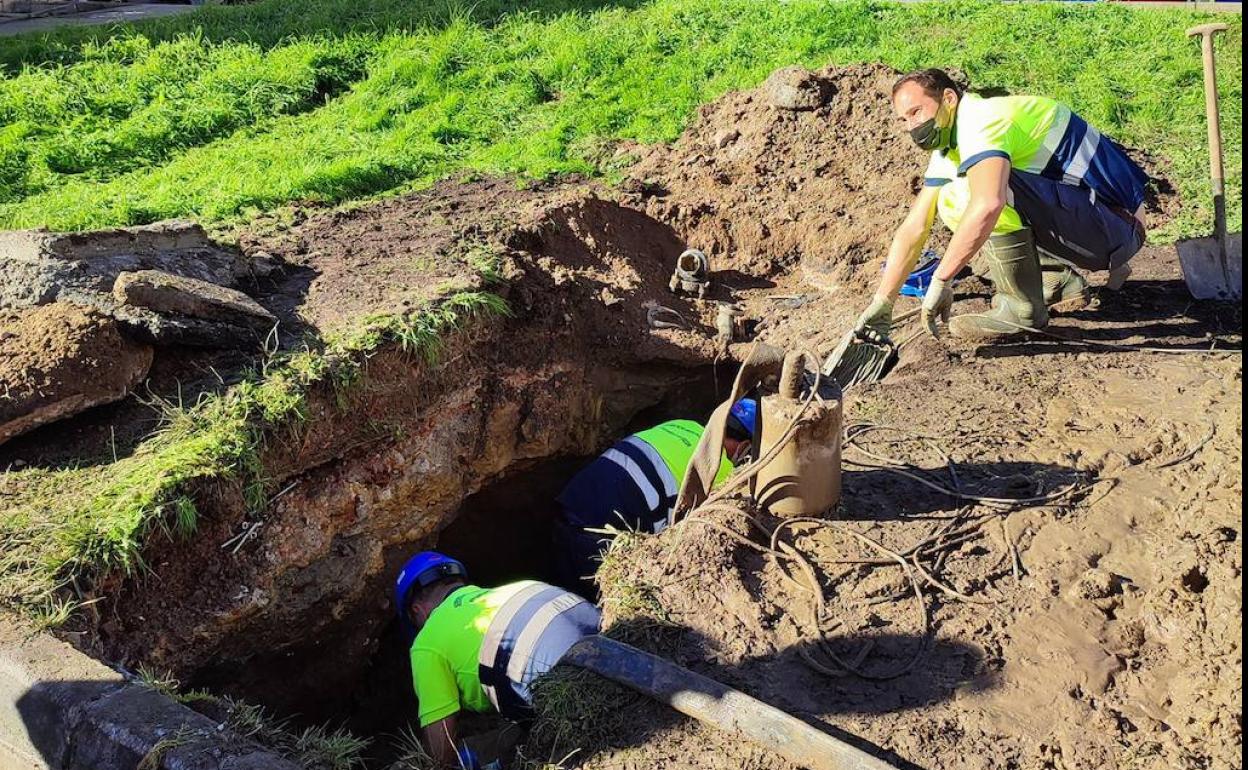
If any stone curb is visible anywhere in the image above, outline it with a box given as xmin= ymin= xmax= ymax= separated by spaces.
xmin=1 ymin=624 xmax=300 ymax=770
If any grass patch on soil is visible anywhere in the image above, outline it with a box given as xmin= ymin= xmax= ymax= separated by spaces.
xmin=137 ymin=666 xmax=372 ymax=770
xmin=0 ymin=0 xmax=1240 ymax=240
xmin=524 ymin=530 xmax=677 ymax=766
xmin=0 ymin=290 xmax=507 ymax=620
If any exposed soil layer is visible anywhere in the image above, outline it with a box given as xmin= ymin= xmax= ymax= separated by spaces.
xmin=0 ymin=302 xmax=152 ymax=445
xmin=624 ymin=64 xmax=927 ymax=293
xmin=5 ymin=62 xmax=1238 ymax=770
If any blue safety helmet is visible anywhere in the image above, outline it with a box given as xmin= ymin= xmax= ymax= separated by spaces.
xmin=727 ymin=397 xmax=757 ymax=438
xmin=394 ymin=551 xmax=468 ymax=636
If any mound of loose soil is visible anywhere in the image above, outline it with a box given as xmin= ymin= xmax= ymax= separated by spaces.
xmin=625 ymin=64 xmax=931 ymax=293
xmin=0 ymin=303 xmax=152 ymax=445
xmin=625 ymin=63 xmax=1179 ymax=296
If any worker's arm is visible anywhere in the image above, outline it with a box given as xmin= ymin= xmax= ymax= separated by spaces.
xmin=423 ymin=714 xmax=461 ymax=767
xmin=919 ymin=157 xmax=1010 ymax=336
xmin=856 ymin=184 xmax=942 ymax=340
xmin=933 ymin=157 xmax=1010 ymax=281
xmin=876 ymin=184 xmax=941 ymax=300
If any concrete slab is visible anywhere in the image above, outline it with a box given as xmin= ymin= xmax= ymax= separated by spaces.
xmin=0 ymin=622 xmax=300 ymax=770
xmin=0 ymin=626 xmax=124 ymax=769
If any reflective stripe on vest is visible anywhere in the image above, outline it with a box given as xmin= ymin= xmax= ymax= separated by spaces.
xmin=600 ymin=436 xmax=678 ymax=521
xmin=505 ymin=593 xmax=585 ymax=683
xmin=1063 ymin=124 xmax=1102 ymax=186
xmin=600 ymin=448 xmax=661 ymax=511
xmin=1032 ymin=104 xmax=1072 ymax=173
xmin=478 ymin=583 xmax=555 ymax=712
xmin=614 ymin=437 xmax=678 ymax=531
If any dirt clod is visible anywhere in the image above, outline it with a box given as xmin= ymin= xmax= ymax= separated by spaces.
xmin=761 ymin=65 xmax=834 ymax=111
xmin=0 ymin=303 xmax=152 ymax=446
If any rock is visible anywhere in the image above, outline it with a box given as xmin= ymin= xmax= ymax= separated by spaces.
xmin=762 ymin=66 xmax=833 ymax=111
xmin=0 ymin=220 xmax=249 ymax=311
xmin=114 ymin=270 xmax=277 ymax=327
xmin=0 ymin=221 xmax=281 ymax=349
xmin=245 ymin=251 xmax=285 ymax=280
xmin=0 ymin=303 xmax=152 ymax=446
xmin=713 ymin=129 xmax=740 ymax=149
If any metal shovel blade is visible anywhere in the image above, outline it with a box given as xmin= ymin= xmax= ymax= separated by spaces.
xmin=1177 ymin=232 xmax=1242 ymax=300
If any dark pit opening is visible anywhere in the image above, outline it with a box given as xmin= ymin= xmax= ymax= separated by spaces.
xmin=436 ymin=362 xmax=739 ymax=589
xmin=226 ymin=362 xmax=742 ymax=765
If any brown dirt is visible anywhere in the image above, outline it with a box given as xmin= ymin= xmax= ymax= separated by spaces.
xmin=623 ymin=64 xmax=926 ymax=295
xmin=0 ymin=302 xmax=152 ymax=446
xmin=578 ymin=266 xmax=1242 ymax=770
xmin=9 ymin=62 xmax=1238 ymax=770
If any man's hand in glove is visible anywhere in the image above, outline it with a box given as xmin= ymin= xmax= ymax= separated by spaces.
xmin=920 ymin=277 xmax=953 ymax=337
xmin=854 ymin=295 xmax=894 ymax=343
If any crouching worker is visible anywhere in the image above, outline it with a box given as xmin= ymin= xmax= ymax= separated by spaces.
xmin=857 ymin=68 xmax=1149 ymax=343
xmin=396 ymin=551 xmax=601 ymax=768
xmin=553 ymin=399 xmax=757 ymax=597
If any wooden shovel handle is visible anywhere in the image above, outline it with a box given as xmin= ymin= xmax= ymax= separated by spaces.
xmin=1187 ymin=22 xmax=1228 ymax=238
xmin=1186 ymin=23 xmax=1229 ymax=38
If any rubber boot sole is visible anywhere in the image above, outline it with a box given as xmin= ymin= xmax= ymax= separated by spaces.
xmin=1048 ymin=290 xmax=1092 ymax=314
xmin=943 ymin=311 xmax=1033 ymax=339
xmin=948 ymin=312 xmax=1042 ymax=341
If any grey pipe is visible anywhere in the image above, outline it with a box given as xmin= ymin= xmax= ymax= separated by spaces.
xmin=561 ymin=635 xmax=902 ymax=770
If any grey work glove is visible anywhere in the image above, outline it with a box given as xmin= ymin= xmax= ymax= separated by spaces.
xmin=854 ymin=296 xmax=895 ymax=342
xmin=920 ymin=276 xmax=953 ymax=338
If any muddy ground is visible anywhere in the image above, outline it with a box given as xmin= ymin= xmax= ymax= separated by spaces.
xmin=555 ymin=244 xmax=1242 ymax=770
xmin=3 ymin=63 xmax=1240 ymax=769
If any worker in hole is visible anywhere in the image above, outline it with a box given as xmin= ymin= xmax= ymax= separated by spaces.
xmin=552 ymin=399 xmax=757 ymax=598
xmin=856 ymin=68 xmax=1149 ymax=342
xmin=395 ymin=551 xmax=601 ymax=769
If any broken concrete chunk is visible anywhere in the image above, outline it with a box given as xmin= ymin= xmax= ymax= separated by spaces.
xmin=762 ymin=66 xmax=834 ymax=111
xmin=114 ymin=269 xmax=277 ymax=326
xmin=0 ymin=220 xmax=281 ymax=349
xmin=0 ymin=220 xmax=249 ymax=311
xmin=0 ymin=303 xmax=153 ymax=446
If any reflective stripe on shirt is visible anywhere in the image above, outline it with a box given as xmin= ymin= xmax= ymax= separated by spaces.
xmin=600 ymin=448 xmax=661 ymax=511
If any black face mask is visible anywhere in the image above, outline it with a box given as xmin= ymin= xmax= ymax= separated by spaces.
xmin=909 ymin=117 xmax=942 ymax=150
xmin=909 ymin=103 xmax=954 ymax=151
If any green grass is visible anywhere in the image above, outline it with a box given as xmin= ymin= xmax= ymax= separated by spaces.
xmin=0 ymin=291 xmax=507 ymax=617
xmin=133 ymin=666 xmax=372 ymax=770
xmin=0 ymin=0 xmax=1240 ymax=239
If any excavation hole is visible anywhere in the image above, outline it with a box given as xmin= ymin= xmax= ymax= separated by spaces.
xmin=207 ymin=362 xmax=742 ymax=763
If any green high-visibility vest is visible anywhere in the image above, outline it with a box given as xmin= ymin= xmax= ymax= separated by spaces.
xmin=632 ymin=420 xmax=734 ymax=491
